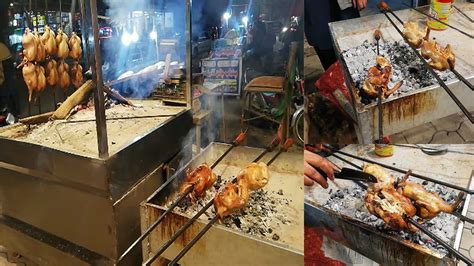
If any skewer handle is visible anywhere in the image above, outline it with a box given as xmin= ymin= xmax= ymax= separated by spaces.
xmin=282 ymin=138 xmax=294 ymax=151
xmin=233 ymin=130 xmax=247 ymax=145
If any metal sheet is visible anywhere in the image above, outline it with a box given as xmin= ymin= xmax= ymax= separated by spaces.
xmin=329 ymin=4 xmax=474 ymax=143
xmin=140 ymin=143 xmax=304 ymax=265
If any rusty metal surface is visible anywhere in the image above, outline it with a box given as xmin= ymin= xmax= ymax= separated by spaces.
xmin=329 ymin=4 xmax=474 ymax=143
xmin=140 ymin=143 xmax=304 ymax=265
xmin=0 ymin=110 xmax=193 ymax=261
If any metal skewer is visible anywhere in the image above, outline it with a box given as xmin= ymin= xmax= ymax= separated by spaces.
xmin=323 ymin=145 xmax=474 ymax=194
xmin=452 ymin=5 xmax=474 ymax=23
xmin=117 ymin=132 xmax=247 ymax=262
xmin=164 ymin=139 xmax=294 ymax=266
xmin=378 ymin=6 xmax=474 ymax=124
xmin=406 ymin=216 xmax=473 ymax=265
xmin=450 ymin=68 xmax=474 ymax=91
xmin=400 ymin=2 xmax=474 ymax=39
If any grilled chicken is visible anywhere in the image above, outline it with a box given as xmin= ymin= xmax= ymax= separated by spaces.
xmin=22 ymin=62 xmax=37 ymax=102
xmin=22 ymin=28 xmax=37 ymax=62
xmin=213 ymin=180 xmax=249 ymax=219
xmin=46 ymin=59 xmax=59 ymax=87
xmin=363 ymin=164 xmax=395 ymax=184
xmin=362 ymin=56 xmax=402 ymax=99
xmin=403 ymin=21 xmax=428 ymax=48
xmin=41 ymin=25 xmax=57 ymax=56
xmin=56 ymin=29 xmax=70 ymax=60
xmin=365 ymin=182 xmax=418 ymax=232
xmin=397 ymin=175 xmax=464 ymax=219
xmin=34 ymin=30 xmax=46 ymax=62
xmin=236 ymin=162 xmax=269 ymax=190
xmin=421 ymin=38 xmax=455 ymax=71
xmin=68 ymin=32 xmax=82 ymax=60
xmin=36 ymin=65 xmax=46 ymax=94
xmin=214 ymin=162 xmax=270 ymax=219
xmin=58 ymin=60 xmax=70 ymax=92
xmin=180 ymin=164 xmax=217 ymax=202
xmin=71 ymin=62 xmax=84 ymax=89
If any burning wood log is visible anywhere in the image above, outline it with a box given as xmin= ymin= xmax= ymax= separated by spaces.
xmin=51 ymin=80 xmax=93 ymax=120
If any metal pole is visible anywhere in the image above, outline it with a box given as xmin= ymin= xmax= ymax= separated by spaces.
xmin=89 ymin=0 xmax=109 ymax=158
xmin=185 ymin=0 xmax=191 ymax=109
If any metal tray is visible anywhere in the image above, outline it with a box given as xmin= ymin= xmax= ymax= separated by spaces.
xmin=140 ymin=143 xmax=304 ymax=265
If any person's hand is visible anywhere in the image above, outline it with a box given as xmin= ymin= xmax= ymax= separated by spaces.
xmin=353 ymin=0 xmax=367 ymax=10
xmin=304 ymin=150 xmax=338 ymax=188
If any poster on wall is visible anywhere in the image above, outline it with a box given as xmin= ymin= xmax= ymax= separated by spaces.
xmin=201 ymin=46 xmax=242 ymax=96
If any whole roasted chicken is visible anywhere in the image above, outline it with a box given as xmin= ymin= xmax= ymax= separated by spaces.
xmin=403 ymin=21 xmax=428 ymax=48
xmin=36 ymin=65 xmax=46 ymax=94
xmin=22 ymin=28 xmax=37 ymax=63
xmin=421 ymin=38 xmax=455 ymax=71
xmin=362 ymin=55 xmax=403 ymax=99
xmin=56 ymin=29 xmax=70 ymax=60
xmin=397 ymin=174 xmax=464 ymax=219
xmin=214 ymin=162 xmax=270 ymax=219
xmin=58 ymin=60 xmax=70 ymax=92
xmin=22 ymin=62 xmax=37 ymax=102
xmin=46 ymin=59 xmax=59 ymax=87
xmin=365 ymin=182 xmax=418 ymax=232
xmin=180 ymin=164 xmax=217 ymax=202
xmin=41 ymin=25 xmax=57 ymax=56
xmin=34 ymin=30 xmax=46 ymax=62
xmin=71 ymin=62 xmax=84 ymax=89
xmin=68 ymin=32 xmax=82 ymax=60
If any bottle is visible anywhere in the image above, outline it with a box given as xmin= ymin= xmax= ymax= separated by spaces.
xmin=427 ymin=0 xmax=453 ymax=31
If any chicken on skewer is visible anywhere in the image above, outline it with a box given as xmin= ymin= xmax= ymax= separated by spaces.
xmin=397 ymin=173 xmax=465 ymax=220
xmin=362 ymin=55 xmax=403 ymax=99
xmin=364 ymin=168 xmax=417 ymax=232
xmin=71 ymin=62 xmax=84 ymax=89
xmin=179 ymin=164 xmax=217 ymax=202
xmin=420 ymin=35 xmax=455 ymax=71
xmin=22 ymin=62 xmax=37 ymax=102
xmin=403 ymin=21 xmax=428 ymax=48
xmin=214 ymin=162 xmax=270 ymax=219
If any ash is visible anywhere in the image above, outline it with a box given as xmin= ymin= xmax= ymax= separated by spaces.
xmin=165 ymin=176 xmax=291 ymax=242
xmin=342 ymin=40 xmax=455 ymax=104
xmin=323 ymin=178 xmax=461 ymax=256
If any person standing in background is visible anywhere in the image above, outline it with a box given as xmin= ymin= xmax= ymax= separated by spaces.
xmin=304 ymin=0 xmax=367 ymax=70
xmin=0 ymin=41 xmax=18 ymax=116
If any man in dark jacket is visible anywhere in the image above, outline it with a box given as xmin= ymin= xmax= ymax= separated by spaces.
xmin=0 ymin=41 xmax=18 ymax=116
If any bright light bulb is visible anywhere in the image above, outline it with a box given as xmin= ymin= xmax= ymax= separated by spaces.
xmin=149 ymin=30 xmax=157 ymax=40
xmin=121 ymin=30 xmax=132 ymax=46
xmin=282 ymin=27 xmax=288 ymax=33
xmin=242 ymin=16 xmax=248 ymax=26
xmin=10 ymin=3 xmax=13 ymax=7
xmin=223 ymin=12 xmax=231 ymax=21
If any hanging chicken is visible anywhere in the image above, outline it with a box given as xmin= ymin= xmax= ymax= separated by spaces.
xmin=58 ymin=60 xmax=70 ymax=92
xmin=71 ymin=62 xmax=84 ymax=89
xmin=36 ymin=65 xmax=46 ymax=94
xmin=22 ymin=62 xmax=37 ymax=102
xmin=41 ymin=25 xmax=57 ymax=57
xmin=56 ymin=29 xmax=70 ymax=60
xmin=69 ymin=32 xmax=82 ymax=60
xmin=45 ymin=59 xmax=59 ymax=87
xmin=21 ymin=28 xmax=37 ymax=64
xmin=34 ymin=30 xmax=46 ymax=63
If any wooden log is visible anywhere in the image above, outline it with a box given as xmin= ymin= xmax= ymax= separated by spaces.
xmin=19 ymin=111 xmax=54 ymax=125
xmin=51 ymin=80 xmax=93 ymax=120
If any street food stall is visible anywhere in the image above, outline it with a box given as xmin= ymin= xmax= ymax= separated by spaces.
xmin=329 ymin=3 xmax=474 ymax=143
xmin=0 ymin=0 xmax=193 ymax=264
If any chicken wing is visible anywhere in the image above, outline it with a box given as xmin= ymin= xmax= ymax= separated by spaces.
xmin=180 ymin=164 xmax=217 ymax=202
xmin=397 ymin=175 xmax=464 ymax=219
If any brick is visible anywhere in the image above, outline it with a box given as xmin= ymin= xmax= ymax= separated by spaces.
xmin=431 ymin=114 xmax=464 ymax=132
xmin=457 ymin=122 xmax=474 ymax=142
xmin=430 ymin=131 xmax=465 ymax=144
